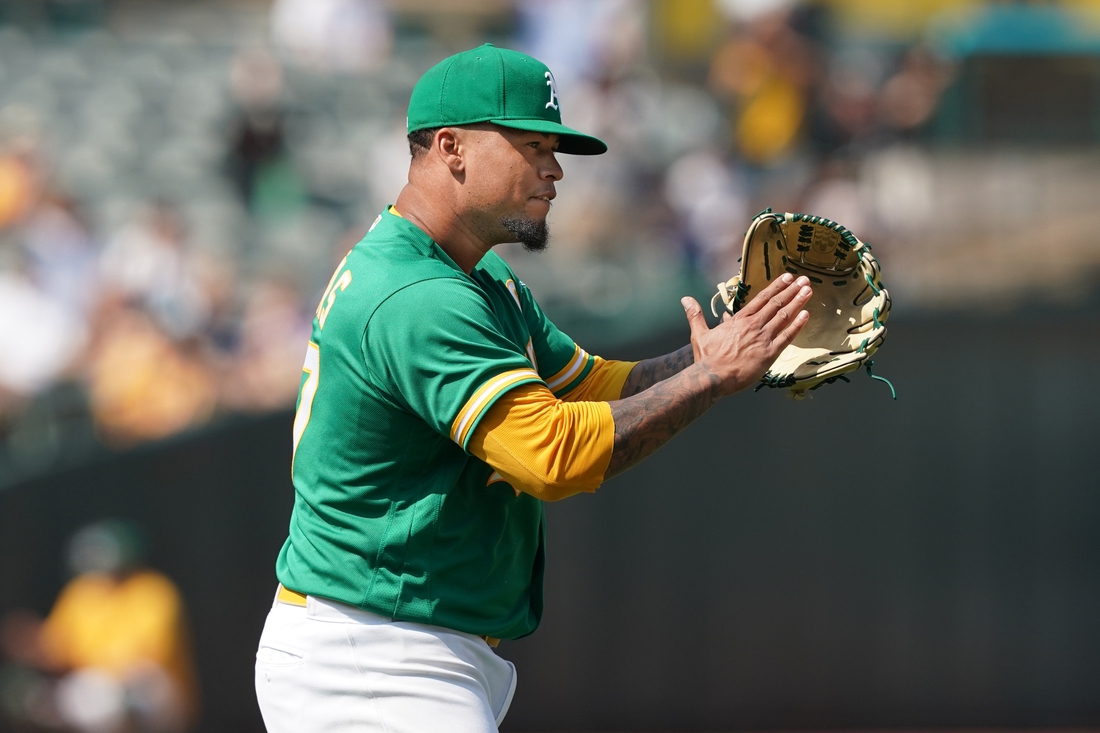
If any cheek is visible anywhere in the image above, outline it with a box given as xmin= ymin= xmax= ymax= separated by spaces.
xmin=466 ymin=153 xmax=528 ymax=204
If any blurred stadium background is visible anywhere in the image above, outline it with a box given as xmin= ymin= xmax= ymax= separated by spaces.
xmin=1 ymin=0 xmax=1099 ymax=731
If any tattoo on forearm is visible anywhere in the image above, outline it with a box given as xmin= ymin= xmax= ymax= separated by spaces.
xmin=606 ymin=364 xmax=721 ymax=478
xmin=619 ymin=345 xmax=695 ymax=398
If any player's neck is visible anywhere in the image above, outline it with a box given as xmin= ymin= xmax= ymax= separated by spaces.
xmin=395 ymin=184 xmax=493 ymax=274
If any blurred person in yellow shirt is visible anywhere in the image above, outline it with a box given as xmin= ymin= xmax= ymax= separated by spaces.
xmin=709 ymin=9 xmax=817 ymax=163
xmin=0 ymin=136 xmax=40 ymax=231
xmin=0 ymin=521 xmax=198 ymax=733
xmin=86 ymin=305 xmax=217 ymax=447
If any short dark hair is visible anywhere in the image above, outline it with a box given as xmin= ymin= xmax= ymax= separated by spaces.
xmin=408 ymin=127 xmax=440 ymax=158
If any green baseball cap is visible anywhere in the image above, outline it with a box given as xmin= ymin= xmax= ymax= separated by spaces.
xmin=407 ymin=43 xmax=607 ymax=156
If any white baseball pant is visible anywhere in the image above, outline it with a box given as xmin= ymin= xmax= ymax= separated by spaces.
xmin=254 ymin=590 xmax=517 ymax=732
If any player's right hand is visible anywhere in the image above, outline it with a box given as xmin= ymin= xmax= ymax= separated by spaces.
xmin=681 ymin=273 xmax=812 ymax=396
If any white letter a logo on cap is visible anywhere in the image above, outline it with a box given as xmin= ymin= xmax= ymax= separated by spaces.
xmin=545 ymin=71 xmax=559 ymax=111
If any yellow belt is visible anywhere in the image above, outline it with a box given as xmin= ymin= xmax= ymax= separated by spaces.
xmin=277 ymin=584 xmax=308 ymax=606
xmin=276 ymin=585 xmax=499 ymax=647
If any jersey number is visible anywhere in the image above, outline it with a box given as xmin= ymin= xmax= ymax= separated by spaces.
xmin=293 ymin=259 xmax=353 ymax=472
xmin=292 ymin=341 xmax=319 ymax=470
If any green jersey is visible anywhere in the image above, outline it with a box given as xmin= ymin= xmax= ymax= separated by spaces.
xmin=276 ymin=208 xmax=596 ymax=639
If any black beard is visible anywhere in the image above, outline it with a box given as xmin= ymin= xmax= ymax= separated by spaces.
xmin=501 ymin=216 xmax=549 ymax=253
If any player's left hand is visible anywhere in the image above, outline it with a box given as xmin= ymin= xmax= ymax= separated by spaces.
xmin=680 ymin=272 xmax=812 ymax=397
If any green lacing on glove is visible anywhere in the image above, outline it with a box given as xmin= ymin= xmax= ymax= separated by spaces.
xmin=808 ymin=374 xmax=851 ymax=391
xmin=754 ymin=372 xmax=797 ymax=391
xmin=759 ymin=365 xmax=894 ymax=399
xmin=791 ymin=213 xmax=856 ymax=242
xmin=731 ymin=280 xmax=750 ymax=312
xmin=863 ymin=269 xmax=882 ymax=296
xmin=865 ymin=360 xmax=896 ymax=400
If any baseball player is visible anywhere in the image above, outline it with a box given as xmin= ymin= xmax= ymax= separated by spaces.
xmin=254 ymin=44 xmax=812 ymax=733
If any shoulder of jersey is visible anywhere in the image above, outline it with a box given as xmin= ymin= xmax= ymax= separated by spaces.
xmin=330 ymin=219 xmax=511 ymax=333
xmin=350 ymin=216 xmax=467 ymax=288
xmin=474 ymin=249 xmax=518 ymax=282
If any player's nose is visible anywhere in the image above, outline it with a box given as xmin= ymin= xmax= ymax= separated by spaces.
xmin=542 ymin=152 xmax=563 ymax=182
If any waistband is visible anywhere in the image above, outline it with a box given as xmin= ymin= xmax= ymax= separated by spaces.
xmin=277 ymin=584 xmax=307 ymax=607
xmin=275 ymin=584 xmax=500 ymax=647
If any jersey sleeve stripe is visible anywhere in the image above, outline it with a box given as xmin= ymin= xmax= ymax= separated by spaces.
xmin=450 ymin=368 xmax=543 ymax=447
xmin=544 ymin=345 xmax=591 ymax=393
xmin=552 ymin=355 xmax=595 ymax=398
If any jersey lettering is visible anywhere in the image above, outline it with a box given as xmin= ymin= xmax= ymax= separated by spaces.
xmin=316 ymin=257 xmax=353 ymax=330
xmin=318 ymin=270 xmax=352 ymax=329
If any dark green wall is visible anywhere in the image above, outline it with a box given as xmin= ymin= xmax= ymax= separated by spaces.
xmin=2 ymin=312 xmax=1099 ymax=732
xmin=0 ymin=414 xmax=294 ymax=733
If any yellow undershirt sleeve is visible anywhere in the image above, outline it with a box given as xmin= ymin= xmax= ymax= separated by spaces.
xmin=468 ymin=383 xmax=615 ymax=502
xmin=558 ymin=356 xmax=639 ymax=402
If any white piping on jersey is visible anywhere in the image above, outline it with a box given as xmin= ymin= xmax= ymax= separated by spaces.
xmin=525 ymin=338 xmax=538 ymax=371
xmin=505 ymin=279 xmax=522 ymax=309
xmin=506 ymin=280 xmax=538 ymax=370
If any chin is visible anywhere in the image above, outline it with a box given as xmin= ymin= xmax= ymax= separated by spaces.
xmin=500 ymin=215 xmax=550 ymax=252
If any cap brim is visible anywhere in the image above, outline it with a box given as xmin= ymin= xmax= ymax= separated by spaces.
xmin=489 ymin=118 xmax=607 ymax=155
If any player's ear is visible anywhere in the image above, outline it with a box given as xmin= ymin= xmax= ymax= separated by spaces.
xmin=436 ymin=128 xmax=464 ymax=173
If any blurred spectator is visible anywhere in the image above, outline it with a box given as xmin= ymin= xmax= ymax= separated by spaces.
xmin=99 ymin=201 xmax=213 ymax=342
xmin=0 ymin=270 xmax=87 ymax=401
xmin=664 ymin=149 xmax=748 ymax=276
xmin=86 ymin=306 xmax=216 ymax=447
xmin=517 ymin=0 xmax=647 ymax=87
xmin=815 ymin=46 xmax=887 ymax=152
xmin=650 ymin=0 xmax=725 ymax=66
xmin=0 ymin=520 xmax=197 ymax=733
xmin=0 ymin=145 xmax=36 ymax=230
xmin=0 ymin=103 xmax=46 ymax=225
xmin=799 ymin=157 xmax=870 ymax=237
xmin=22 ymin=194 xmax=99 ymax=318
xmin=271 ymin=0 xmax=393 ymax=74
xmin=219 ymin=277 xmax=312 ymax=413
xmin=709 ymin=9 xmax=818 ymax=164
xmin=862 ymin=145 xmax=936 ymax=240
xmin=364 ymin=118 xmax=413 ymax=213
xmin=226 ymin=49 xmax=290 ymax=209
xmin=877 ymin=44 xmax=952 ymax=135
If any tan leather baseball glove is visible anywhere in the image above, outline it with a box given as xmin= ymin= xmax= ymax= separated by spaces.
xmin=711 ymin=209 xmax=894 ymax=399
